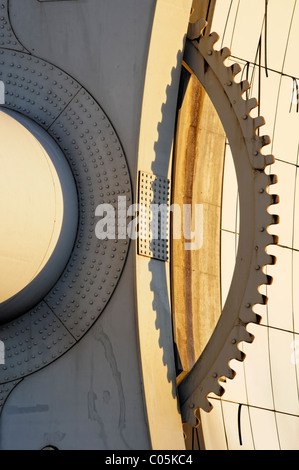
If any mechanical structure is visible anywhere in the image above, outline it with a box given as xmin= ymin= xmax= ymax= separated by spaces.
xmin=0 ymin=0 xmax=285 ymax=450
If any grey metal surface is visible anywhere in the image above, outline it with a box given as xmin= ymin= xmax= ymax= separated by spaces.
xmin=0 ymin=0 xmax=157 ymax=449
xmin=0 ymin=258 xmax=149 ymax=450
xmin=0 ymin=380 xmax=21 ymax=420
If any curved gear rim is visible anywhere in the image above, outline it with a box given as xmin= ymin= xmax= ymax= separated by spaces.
xmin=178 ymin=19 xmax=279 ymax=426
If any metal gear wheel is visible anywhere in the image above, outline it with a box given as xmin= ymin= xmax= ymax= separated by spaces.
xmin=178 ymin=19 xmax=279 ymax=426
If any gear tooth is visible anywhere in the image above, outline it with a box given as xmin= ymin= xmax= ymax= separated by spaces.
xmin=254 ymin=116 xmax=265 ymax=132
xmin=255 ymin=263 xmax=272 ymax=286
xmin=268 ymin=213 xmax=280 ymax=226
xmin=233 ymin=326 xmax=254 ymax=345
xmin=242 ymin=330 xmax=255 ymax=344
xmin=264 ymin=154 xmax=275 ymax=166
xmin=256 ymin=271 xmax=272 ymax=288
xmin=262 ymin=253 xmax=277 ymax=267
xmin=270 ymin=193 xmax=279 ymax=205
xmin=202 ymin=398 xmax=213 ymax=414
xmin=208 ymin=31 xmax=220 ymax=48
xmin=188 ymin=18 xmax=208 ymax=41
xmin=246 ymin=97 xmax=258 ymax=113
xmin=263 ymin=182 xmax=279 ymax=204
xmin=230 ymin=62 xmax=242 ymax=78
xmin=268 ymin=174 xmax=278 ymax=186
xmin=220 ymin=46 xmax=231 ymax=61
xmin=240 ymin=308 xmax=262 ymax=325
xmin=210 ymin=381 xmax=225 ymax=397
xmin=258 ymin=232 xmax=274 ymax=248
xmin=241 ymin=80 xmax=251 ymax=94
xmin=255 ymin=294 xmax=267 ymax=307
xmin=194 ymin=19 xmax=208 ymax=45
xmin=267 ymin=234 xmax=279 ymax=246
xmin=258 ymin=172 xmax=277 ymax=191
xmin=222 ymin=365 xmax=236 ymax=380
xmin=235 ymin=348 xmax=246 ymax=362
xmin=265 ymin=192 xmax=279 ymax=208
xmin=259 ymin=134 xmax=271 ymax=149
xmin=268 ymin=253 xmax=277 ymax=265
xmin=260 ymin=295 xmax=267 ymax=307
xmin=198 ymin=18 xmax=208 ymax=36
xmin=261 ymin=274 xmax=273 ymax=286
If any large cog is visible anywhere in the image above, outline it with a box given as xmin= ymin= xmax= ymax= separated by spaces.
xmin=178 ymin=19 xmax=279 ymax=427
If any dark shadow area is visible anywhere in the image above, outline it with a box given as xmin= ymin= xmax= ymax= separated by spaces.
xmin=147 ymin=48 xmax=186 ymax=400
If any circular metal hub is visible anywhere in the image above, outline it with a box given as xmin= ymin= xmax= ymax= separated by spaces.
xmin=0 ymin=109 xmax=78 ymax=324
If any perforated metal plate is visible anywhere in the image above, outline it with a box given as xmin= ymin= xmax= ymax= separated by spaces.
xmin=138 ymin=171 xmax=170 ymax=262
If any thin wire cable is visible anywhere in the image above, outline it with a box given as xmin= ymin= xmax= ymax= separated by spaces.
xmin=231 ymin=55 xmax=299 ymax=82
xmin=258 ymin=36 xmax=262 ymax=134
xmin=264 ymin=0 xmax=269 ymax=78
xmin=264 ymin=4 xmax=297 ymax=449
xmin=270 ymin=0 xmax=297 ymax=155
xmin=238 ymin=404 xmax=243 ymax=446
xmin=229 ymin=0 xmax=240 ymax=51
xmin=220 ymin=399 xmax=229 ymax=449
xmin=291 ymin=142 xmax=299 ymax=420
xmin=221 ymin=0 xmax=234 ymax=48
xmin=210 ymin=395 xmax=299 ymax=419
xmin=195 ymin=427 xmax=201 ymax=450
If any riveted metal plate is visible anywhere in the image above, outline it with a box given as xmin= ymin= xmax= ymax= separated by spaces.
xmin=138 ymin=171 xmax=170 ymax=261
xmin=0 ymin=3 xmax=132 ymax=386
xmin=0 ymin=302 xmax=75 ymax=383
xmin=46 ymin=88 xmax=132 ymax=339
xmin=0 ymin=1 xmax=26 ymax=51
xmin=0 ymin=49 xmax=81 ymax=128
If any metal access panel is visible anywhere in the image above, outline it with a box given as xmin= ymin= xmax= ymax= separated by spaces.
xmin=138 ymin=171 xmax=170 ymax=262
